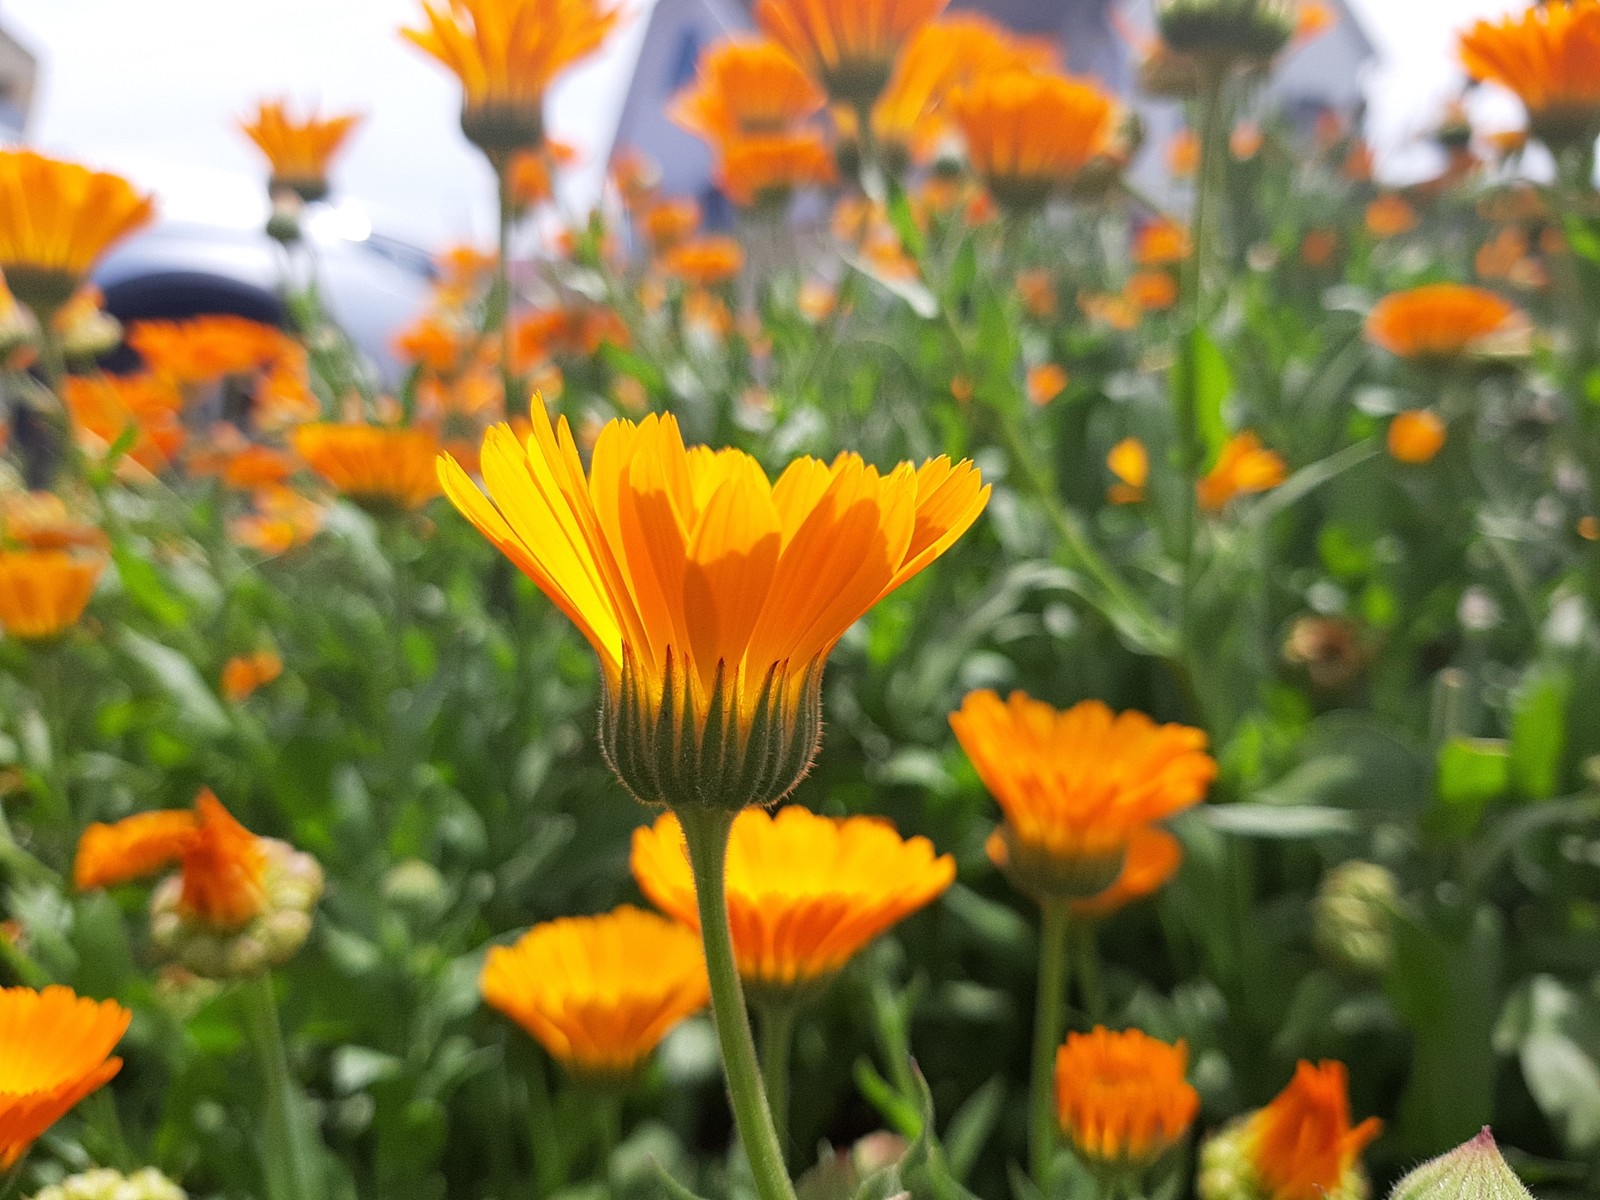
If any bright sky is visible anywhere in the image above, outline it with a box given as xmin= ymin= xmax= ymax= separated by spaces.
xmin=5 ymin=0 xmax=1528 ymax=250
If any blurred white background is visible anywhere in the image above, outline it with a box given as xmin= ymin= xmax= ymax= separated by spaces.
xmin=4 ymin=0 xmax=1530 ymax=249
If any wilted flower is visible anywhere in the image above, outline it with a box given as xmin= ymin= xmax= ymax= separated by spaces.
xmin=1283 ymin=615 xmax=1371 ymax=692
xmin=1199 ymin=1061 xmax=1381 ymax=1200
xmin=951 ymin=691 xmax=1215 ymax=901
xmin=1197 ymin=432 xmax=1286 ymax=513
xmin=29 ymin=1167 xmax=187 ymax=1200
xmin=0 ymin=986 xmax=130 ymax=1169
xmin=1056 ymin=1027 xmax=1200 ymax=1173
xmin=0 ymin=150 xmax=153 ymax=318
xmin=0 ymin=550 xmax=104 ymax=641
xmin=1387 ymin=410 xmax=1448 ymax=464
xmin=292 ymin=423 xmax=443 ymax=512
xmin=240 ymin=99 xmax=362 ymax=202
xmin=481 ymin=906 xmax=708 ymax=1083
xmin=1460 ymin=1 xmax=1600 ymax=152
xmin=631 ymin=806 xmax=955 ymax=1001
xmin=75 ymin=789 xmax=324 ymax=978
xmin=755 ymin=0 xmax=950 ymax=107
xmin=1366 ymin=284 xmax=1527 ymax=365
xmin=441 ymin=403 xmax=987 ymax=812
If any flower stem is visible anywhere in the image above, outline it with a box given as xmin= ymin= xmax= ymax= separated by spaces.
xmin=1029 ymin=900 xmax=1073 ymax=1194
xmin=495 ymin=162 xmax=519 ymax=418
xmin=676 ymin=805 xmax=798 ymax=1200
xmin=242 ymin=973 xmax=327 ymax=1200
xmin=1074 ymin=923 xmax=1106 ymax=1025
xmin=757 ymin=1000 xmax=798 ymax=1156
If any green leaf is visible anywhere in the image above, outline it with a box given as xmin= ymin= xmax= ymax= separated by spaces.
xmin=119 ymin=629 xmax=230 ymax=738
xmin=885 ymin=180 xmax=926 ymax=262
xmin=1435 ymin=738 xmax=1511 ymax=836
xmin=1511 ymin=668 xmax=1571 ymax=801
xmin=1204 ymin=804 xmax=1358 ymax=838
xmin=1174 ymin=327 xmax=1232 ymax=463
xmin=649 ymin=1159 xmax=713 ymax=1200
xmin=941 ymin=1077 xmax=1003 ymax=1184
xmin=111 ymin=547 xmax=189 ymax=627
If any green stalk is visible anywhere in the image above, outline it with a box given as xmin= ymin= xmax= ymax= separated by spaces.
xmin=594 ymin=1089 xmax=623 ymax=1197
xmin=757 ymin=1001 xmax=798 ymax=1156
xmin=1029 ymin=900 xmax=1073 ymax=1194
xmin=242 ymin=973 xmax=327 ymax=1200
xmin=495 ymin=161 xmax=520 ymax=417
xmin=1074 ymin=924 xmax=1106 ymax=1026
xmin=676 ymin=806 xmax=798 ymax=1200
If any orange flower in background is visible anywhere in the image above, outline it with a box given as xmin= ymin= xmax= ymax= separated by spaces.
xmin=949 ymin=71 xmax=1120 ymax=209
xmin=0 ymin=986 xmax=130 ymax=1169
xmin=0 ymin=491 xmax=105 ymax=552
xmin=63 ymin=374 xmax=186 ymax=473
xmin=1366 ymin=283 xmax=1526 ymax=363
xmin=222 ymin=651 xmax=284 ymax=702
xmin=1055 ymin=1027 xmax=1199 ymax=1171
xmin=396 ymin=312 xmax=477 ymax=376
xmin=1460 ymin=0 xmax=1600 ymax=149
xmin=129 ymin=315 xmax=291 ymax=385
xmin=755 ymin=0 xmax=950 ymax=105
xmin=1197 ymin=432 xmax=1287 ymax=513
xmin=513 ymin=304 xmax=629 ymax=367
xmin=481 ymin=906 xmax=708 ymax=1080
xmin=661 ymin=236 xmax=746 ymax=286
xmin=0 ymin=551 xmax=104 ymax=640
xmin=293 ymin=423 xmax=442 ymax=511
xmin=1016 ymin=268 xmax=1058 ymax=317
xmin=642 ymin=198 xmax=701 ymax=250
xmin=1107 ymin=437 xmax=1149 ymax=505
xmin=1387 ymin=410 xmax=1447 ymax=464
xmin=1300 ymin=228 xmax=1339 ymax=269
xmin=506 ymin=140 xmax=579 ymax=208
xmin=1231 ymin=121 xmax=1265 ymax=160
xmin=1167 ymin=129 xmax=1200 ymax=176
xmin=950 ymin=691 xmax=1215 ymax=900
xmin=218 ymin=444 xmax=300 ymax=491
xmin=1365 ymin=193 xmax=1417 ymax=238
xmin=229 ymin=487 xmax=326 ymax=556
xmin=670 ymin=39 xmax=825 ymax=148
xmin=719 ymin=130 xmax=838 ymax=206
xmin=632 ymin=806 xmax=956 ymax=996
xmin=239 ymin=100 xmax=362 ymax=201
xmin=1070 ymin=827 xmax=1182 ymax=921
xmin=1027 ymin=364 xmax=1068 ymax=407
xmin=402 ymin=0 xmax=623 ymax=155
xmin=0 ymin=150 xmax=153 ymax=316
xmin=1134 ymin=220 xmax=1189 ymax=266
xmin=1125 ymin=270 xmax=1178 ymax=312
xmin=440 ymin=402 xmax=988 ymax=811
xmin=1238 ymin=1061 xmax=1382 ymax=1200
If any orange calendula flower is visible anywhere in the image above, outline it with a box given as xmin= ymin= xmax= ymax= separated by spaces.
xmin=63 ymin=373 xmax=186 ymax=473
xmin=720 ymin=130 xmax=838 ymax=207
xmin=1056 ymin=1027 xmax=1200 ymax=1171
xmin=1365 ymin=193 xmax=1417 ymax=238
xmin=0 ymin=550 xmax=104 ymax=641
xmin=951 ymin=692 xmax=1215 ymax=901
xmin=1134 ymin=220 xmax=1190 ymax=266
xmin=1210 ymin=1061 xmax=1383 ymax=1200
xmin=1070 ymin=826 xmax=1182 ymax=921
xmin=642 ymin=198 xmax=701 ymax=250
xmin=222 ymin=650 xmax=284 ymax=703
xmin=632 ymin=806 xmax=955 ymax=999
xmin=505 ymin=139 xmax=578 ymax=209
xmin=1387 ymin=410 xmax=1447 ymax=465
xmin=481 ymin=906 xmax=709 ymax=1081
xmin=948 ymin=71 xmax=1120 ymax=209
xmin=401 ymin=0 xmax=623 ymax=158
xmin=1197 ymin=432 xmax=1287 ymax=513
xmin=755 ymin=0 xmax=950 ymax=106
xmin=75 ymin=790 xmax=323 ymax=978
xmin=670 ymin=39 xmax=825 ymax=149
xmin=1027 ymin=364 xmax=1069 ymax=407
xmin=0 ymin=491 xmax=106 ymax=552
xmin=1460 ymin=0 xmax=1600 ymax=150
xmin=0 ymin=150 xmax=153 ymax=316
xmin=661 ymin=236 xmax=746 ymax=286
xmin=0 ymin=986 xmax=130 ymax=1169
xmin=1365 ymin=283 xmax=1527 ymax=364
xmin=1167 ymin=128 xmax=1200 ymax=176
xmin=441 ymin=402 xmax=987 ymax=811
xmin=1125 ymin=270 xmax=1178 ymax=313
xmin=293 ymin=423 xmax=443 ymax=512
xmin=129 ymin=315 xmax=291 ymax=385
xmin=1107 ymin=437 xmax=1149 ymax=505
xmin=240 ymin=99 xmax=362 ymax=202
xmin=229 ymin=487 xmax=326 ymax=556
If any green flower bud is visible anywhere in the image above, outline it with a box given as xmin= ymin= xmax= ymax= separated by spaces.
xmin=1314 ymin=861 xmax=1400 ymax=978
xmin=1389 ymin=1128 xmax=1534 ymax=1200
xmin=29 ymin=1166 xmax=186 ymax=1200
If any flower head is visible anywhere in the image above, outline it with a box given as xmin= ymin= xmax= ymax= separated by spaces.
xmin=0 ymin=551 xmax=104 ymax=641
xmin=441 ymin=401 xmax=987 ymax=812
xmin=670 ymin=39 xmax=825 ymax=148
xmin=1157 ymin=0 xmax=1314 ymax=66
xmin=0 ymin=151 xmax=153 ymax=316
xmin=1365 ymin=284 xmax=1527 ymax=364
xmin=661 ymin=236 xmax=746 ymax=287
xmin=1387 ymin=410 xmax=1447 ymax=464
xmin=1197 ymin=432 xmax=1287 ymax=513
xmin=0 ymin=985 xmax=130 ymax=1168
xmin=632 ymin=806 xmax=954 ymax=1000
xmin=129 ymin=315 xmax=292 ymax=385
xmin=481 ymin=906 xmax=708 ymax=1082
xmin=63 ymin=374 xmax=186 ymax=474
xmin=240 ymin=100 xmax=362 ymax=202
xmin=293 ymin=424 xmax=443 ymax=512
xmin=222 ymin=650 xmax=284 ymax=703
xmin=948 ymin=71 xmax=1121 ymax=210
xmin=402 ymin=0 xmax=623 ymax=157
xmin=1389 ymin=1128 xmax=1533 ymax=1200
xmin=1056 ymin=1027 xmax=1199 ymax=1172
xmin=0 ymin=491 xmax=105 ymax=553
xmin=1069 ymin=827 xmax=1182 ymax=921
xmin=755 ymin=0 xmax=950 ymax=106
xmin=719 ymin=131 xmax=838 ymax=208
xmin=1107 ymin=438 xmax=1149 ymax=505
xmin=951 ymin=692 xmax=1214 ymax=900
xmin=1460 ymin=0 xmax=1600 ymax=150
xmin=1240 ymin=1061 xmax=1381 ymax=1200
xmin=75 ymin=790 xmax=323 ymax=978
xmin=30 ymin=1167 xmax=187 ymax=1200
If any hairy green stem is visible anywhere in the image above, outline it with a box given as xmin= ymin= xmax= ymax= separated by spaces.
xmin=677 ymin=806 xmax=798 ymax=1200
xmin=243 ymin=973 xmax=327 ymax=1200
xmin=1029 ymin=900 xmax=1073 ymax=1194
xmin=495 ymin=163 xmax=519 ymax=417
xmin=757 ymin=1001 xmax=798 ymax=1157
xmin=1074 ymin=924 xmax=1106 ymax=1026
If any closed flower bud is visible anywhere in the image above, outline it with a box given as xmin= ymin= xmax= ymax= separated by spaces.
xmin=29 ymin=1167 xmax=187 ymax=1200
xmin=1157 ymin=0 xmax=1301 ymax=65
xmin=1314 ymin=862 xmax=1399 ymax=978
xmin=1389 ymin=1128 xmax=1534 ymax=1200
xmin=382 ymin=858 xmax=451 ymax=918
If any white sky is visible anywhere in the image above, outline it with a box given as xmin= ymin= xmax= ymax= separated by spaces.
xmin=5 ymin=0 xmax=1527 ymax=250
